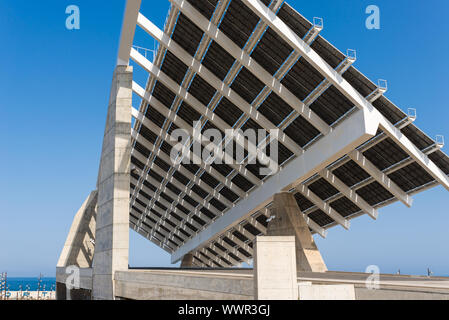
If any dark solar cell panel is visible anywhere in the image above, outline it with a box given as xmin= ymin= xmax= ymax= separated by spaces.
xmin=166 ymin=182 xmax=181 ymax=195
xmin=241 ymin=118 xmax=266 ymax=135
xmin=154 ymin=156 xmax=171 ymax=172
xmin=256 ymin=214 xmax=268 ymax=228
xmin=135 ymin=141 xmax=151 ymax=159
xmin=145 ymin=105 xmax=167 ymax=128
xmin=213 ymin=97 xmax=244 ymax=126
xmin=232 ymin=229 xmax=249 ymax=242
xmin=173 ymin=170 xmax=190 ymax=186
xmin=186 ymin=0 xmax=218 ymax=20
xmin=209 ymin=198 xmax=227 ymax=211
xmin=332 ymin=160 xmax=370 ymax=187
xmin=251 ymin=27 xmax=293 ymax=75
xmin=143 ymin=180 xmax=158 ymax=193
xmin=232 ymin=174 xmax=255 ymax=192
xmin=160 ymin=51 xmax=188 ymax=85
xmin=135 ymin=197 xmax=147 ymax=209
xmin=372 ymin=96 xmax=406 ymax=125
xmin=308 ymin=210 xmax=334 ymax=227
xmin=294 ymin=193 xmax=314 ymax=211
xmin=160 ymin=192 xmax=174 ymax=204
xmin=177 ymin=101 xmax=202 ymax=124
xmin=155 ymin=200 xmax=168 ymax=211
xmin=211 ymin=163 xmax=233 ymax=177
xmin=356 ymin=181 xmax=394 ymax=206
xmin=330 ymin=197 xmax=361 ymax=218
xmin=184 ymin=194 xmax=199 ymax=207
xmin=309 ymin=85 xmax=354 ymax=125
xmin=363 ymin=138 xmax=409 ymax=171
xmin=281 ymin=57 xmax=325 ymax=101
xmin=192 ymin=215 xmax=206 ymax=227
xmin=277 ymin=142 xmax=294 ymax=165
xmin=220 ymin=186 xmax=239 ymax=202
xmin=230 ymin=67 xmax=265 ymax=103
xmin=310 ymin=37 xmax=345 ymax=69
xmin=188 ymin=74 xmax=217 ymax=106
xmin=401 ymin=125 xmax=434 ymax=151
xmin=138 ymin=123 xmax=158 ymax=145
xmin=342 ymin=67 xmax=377 ymax=98
xmin=388 ymin=163 xmax=434 ymax=192
xmin=219 ymin=0 xmax=260 ymax=48
xmin=171 ymin=13 xmax=204 ymax=56
xmin=277 ymin=3 xmax=312 ymax=39
xmin=258 ymin=92 xmax=293 ymax=126
xmin=159 ymin=141 xmax=173 ymax=157
xmin=148 ymin=169 xmax=164 ymax=183
xmin=191 ymin=184 xmax=208 ymax=199
xmin=139 ymin=190 xmax=151 ymax=202
xmin=200 ymin=207 xmax=216 ymax=219
xmin=246 ymin=161 xmax=265 ymax=181
xmin=429 ymin=150 xmax=449 ymax=175
xmin=308 ymin=178 xmax=339 ymax=200
xmin=202 ymin=41 xmax=235 ymax=81
xmin=183 ymin=163 xmax=201 ymax=175
xmin=152 ymin=81 xmax=176 ymax=108
xmin=201 ymin=171 xmax=220 ymax=188
xmin=284 ymin=114 xmax=321 ymax=147
xmin=131 ymin=156 xmax=145 ymax=170
xmin=244 ymin=223 xmax=261 ymax=237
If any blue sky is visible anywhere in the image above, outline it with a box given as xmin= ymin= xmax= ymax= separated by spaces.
xmin=1 ymin=0 xmax=448 ymax=277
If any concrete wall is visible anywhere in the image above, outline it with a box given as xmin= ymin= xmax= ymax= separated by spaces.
xmin=115 ymin=270 xmax=253 ymax=300
xmin=111 ymin=269 xmax=449 ymax=300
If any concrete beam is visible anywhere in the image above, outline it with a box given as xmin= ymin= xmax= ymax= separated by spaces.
xmin=171 ymin=108 xmax=378 ymax=263
xmin=57 ymin=191 xmax=97 ymax=269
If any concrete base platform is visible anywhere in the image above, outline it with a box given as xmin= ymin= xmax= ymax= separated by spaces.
xmin=114 ymin=268 xmax=449 ymax=300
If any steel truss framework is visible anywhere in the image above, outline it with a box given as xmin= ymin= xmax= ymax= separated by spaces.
xmin=114 ymin=0 xmax=449 ymax=267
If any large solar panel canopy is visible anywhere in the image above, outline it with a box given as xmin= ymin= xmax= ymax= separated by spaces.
xmin=119 ymin=0 xmax=449 ymax=268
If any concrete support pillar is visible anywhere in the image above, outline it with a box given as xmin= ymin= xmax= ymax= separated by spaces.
xmin=254 ymin=236 xmax=298 ymax=300
xmin=180 ymin=254 xmax=194 ymax=268
xmin=92 ymin=65 xmax=133 ymax=300
xmin=268 ymin=192 xmax=327 ymax=273
xmin=57 ymin=191 xmax=98 ymax=269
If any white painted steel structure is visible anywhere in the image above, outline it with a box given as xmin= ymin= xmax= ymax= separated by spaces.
xmin=109 ymin=0 xmax=448 ymax=267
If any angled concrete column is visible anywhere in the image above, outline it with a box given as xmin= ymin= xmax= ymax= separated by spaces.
xmin=180 ymin=254 xmax=194 ymax=268
xmin=254 ymin=236 xmax=298 ymax=300
xmin=268 ymin=192 xmax=327 ymax=273
xmin=92 ymin=65 xmax=133 ymax=300
xmin=57 ymin=191 xmax=98 ymax=269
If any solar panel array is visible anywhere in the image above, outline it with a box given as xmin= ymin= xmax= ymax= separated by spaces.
xmin=127 ymin=0 xmax=449 ymax=267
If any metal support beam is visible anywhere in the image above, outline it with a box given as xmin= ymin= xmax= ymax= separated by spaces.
xmin=117 ymin=0 xmax=142 ymax=65
xmin=348 ymin=150 xmax=413 ymax=207
xmin=296 ymin=184 xmax=350 ymax=229
xmin=319 ymin=168 xmax=378 ymax=220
